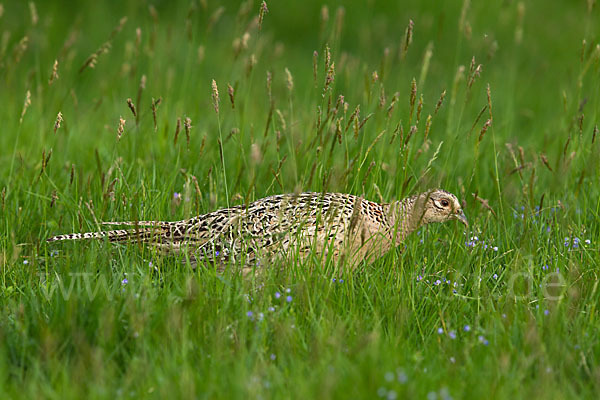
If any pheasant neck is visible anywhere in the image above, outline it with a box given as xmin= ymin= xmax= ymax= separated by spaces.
xmin=385 ymin=193 xmax=428 ymax=246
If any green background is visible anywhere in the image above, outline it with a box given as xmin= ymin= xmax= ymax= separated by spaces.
xmin=1 ymin=0 xmax=599 ymax=398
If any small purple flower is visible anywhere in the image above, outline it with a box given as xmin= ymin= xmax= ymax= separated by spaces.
xmin=121 ymin=278 xmax=128 ymax=285
xmin=434 ymin=279 xmax=441 ymax=286
xmin=246 ymin=311 xmax=253 ymax=318
xmin=23 ymin=259 xmax=29 ymax=265
xmin=417 ymin=275 xmax=423 ymax=281
xmin=339 ymin=279 xmax=344 ymax=283
xmin=332 ymin=278 xmax=336 ymax=283
xmin=437 ymin=327 xmax=444 ymax=334
xmin=173 ymin=192 xmax=181 ymax=199
xmin=585 ymin=239 xmax=591 ymax=245
xmin=492 ymin=273 xmax=498 ymax=279
xmin=542 ymin=264 xmax=549 ymax=271
xmin=546 ymin=226 xmax=551 ymax=233
xmin=478 ymin=335 xmax=489 ymax=345
xmin=275 ymin=292 xmax=281 ymax=299
xmin=385 ymin=371 xmax=394 ymax=382
xmin=397 ymin=369 xmax=408 ymax=383
xmin=285 ymin=288 xmax=291 ymax=293
xmin=268 ymin=306 xmax=275 ymax=312
xmin=493 ymin=246 xmax=498 ymax=251
xmin=449 ymin=330 xmax=456 ymax=339
xmin=286 ymin=295 xmax=292 ymax=303
xmin=464 ymin=325 xmax=470 ymax=332
xmin=270 ymin=354 xmax=276 ymax=360
xmin=544 ymin=309 xmax=549 ymax=316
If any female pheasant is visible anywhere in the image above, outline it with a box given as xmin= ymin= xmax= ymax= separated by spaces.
xmin=47 ymin=189 xmax=467 ymax=271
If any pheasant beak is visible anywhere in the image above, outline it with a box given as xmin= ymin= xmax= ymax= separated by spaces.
xmin=454 ymin=209 xmax=469 ymax=227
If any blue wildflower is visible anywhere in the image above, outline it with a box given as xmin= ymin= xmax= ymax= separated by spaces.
xmin=275 ymin=292 xmax=281 ymax=299
xmin=286 ymin=295 xmax=292 ymax=302
xmin=449 ymin=330 xmax=456 ymax=339
xmin=437 ymin=327 xmax=444 ymax=334
xmin=464 ymin=325 xmax=470 ymax=332
xmin=121 ymin=278 xmax=128 ymax=285
xmin=246 ymin=311 xmax=253 ymax=318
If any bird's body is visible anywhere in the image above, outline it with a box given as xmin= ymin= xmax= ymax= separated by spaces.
xmin=48 ymin=190 xmax=467 ymax=272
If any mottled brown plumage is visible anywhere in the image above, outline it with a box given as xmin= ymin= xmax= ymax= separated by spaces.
xmin=48 ymin=189 xmax=467 ymax=271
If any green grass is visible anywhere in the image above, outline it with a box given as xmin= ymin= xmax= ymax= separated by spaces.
xmin=1 ymin=0 xmax=600 ymax=398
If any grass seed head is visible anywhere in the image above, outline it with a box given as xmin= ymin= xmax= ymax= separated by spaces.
xmin=20 ymin=90 xmax=31 ymax=124
xmin=174 ymin=117 xmax=181 ymax=145
xmin=29 ymin=2 xmax=38 ymax=25
xmin=285 ymin=67 xmax=294 ymax=92
xmin=401 ymin=19 xmax=414 ymax=59
xmin=211 ymin=79 xmax=220 ymax=115
xmin=54 ymin=112 xmax=63 ymax=133
xmin=258 ymin=1 xmax=268 ymax=30
xmin=126 ymin=98 xmax=137 ymax=117
xmin=48 ymin=59 xmax=59 ymax=85
xmin=117 ymin=117 xmax=125 ymax=140
xmin=184 ymin=117 xmax=192 ymax=148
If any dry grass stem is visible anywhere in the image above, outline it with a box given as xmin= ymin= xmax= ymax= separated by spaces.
xmin=472 ymin=192 xmax=497 ymax=217
xmin=540 ymin=153 xmax=553 ymax=172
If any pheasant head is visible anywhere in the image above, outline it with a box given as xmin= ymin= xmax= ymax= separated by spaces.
xmin=417 ymin=189 xmax=468 ymax=227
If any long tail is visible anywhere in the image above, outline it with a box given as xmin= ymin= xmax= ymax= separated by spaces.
xmin=47 ymin=221 xmax=168 ymax=243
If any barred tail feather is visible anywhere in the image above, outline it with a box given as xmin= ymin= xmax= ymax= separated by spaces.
xmin=47 ymin=227 xmax=163 ymax=243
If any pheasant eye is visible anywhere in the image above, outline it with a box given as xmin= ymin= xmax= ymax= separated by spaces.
xmin=441 ymin=199 xmax=449 ymax=207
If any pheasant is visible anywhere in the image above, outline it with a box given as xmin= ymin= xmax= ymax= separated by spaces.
xmin=47 ymin=189 xmax=467 ymax=271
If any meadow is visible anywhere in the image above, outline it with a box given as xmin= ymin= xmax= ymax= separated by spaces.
xmin=1 ymin=0 xmax=599 ymax=398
